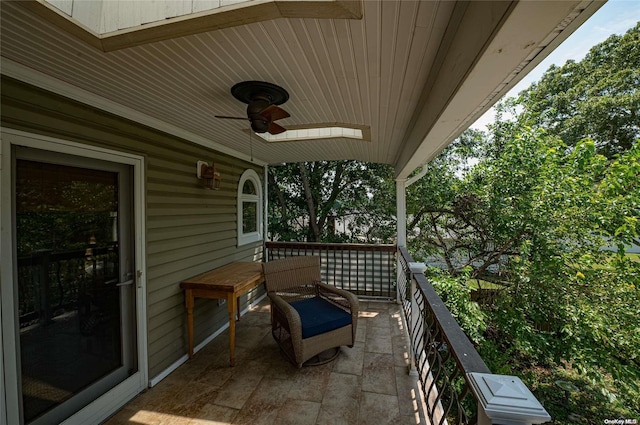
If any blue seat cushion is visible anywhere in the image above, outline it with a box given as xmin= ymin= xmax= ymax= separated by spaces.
xmin=290 ymin=296 xmax=352 ymax=339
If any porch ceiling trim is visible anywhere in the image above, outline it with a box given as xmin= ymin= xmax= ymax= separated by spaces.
xmin=1 ymin=59 xmax=267 ymax=166
xmin=24 ymin=0 xmax=362 ymax=52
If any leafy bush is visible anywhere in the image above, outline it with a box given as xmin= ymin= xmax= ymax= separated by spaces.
xmin=425 ymin=267 xmax=487 ymax=344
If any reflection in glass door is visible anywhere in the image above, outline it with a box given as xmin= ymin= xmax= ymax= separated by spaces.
xmin=14 ymin=151 xmax=136 ymax=425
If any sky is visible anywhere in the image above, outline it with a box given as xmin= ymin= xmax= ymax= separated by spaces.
xmin=470 ymin=0 xmax=640 ymax=131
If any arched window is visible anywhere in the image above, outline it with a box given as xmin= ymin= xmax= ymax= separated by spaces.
xmin=237 ymin=169 xmax=262 ymax=246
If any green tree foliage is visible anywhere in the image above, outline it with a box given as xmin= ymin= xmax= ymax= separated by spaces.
xmin=425 ymin=266 xmax=487 ymax=344
xmin=480 ymin=135 xmax=640 ymax=420
xmin=16 ymin=174 xmax=118 ymax=256
xmin=412 ymin=127 xmax=640 ymax=418
xmin=405 ymin=129 xmax=502 ymax=279
xmin=519 ymin=23 xmax=640 ymax=157
xmin=268 ymin=161 xmax=395 ymax=242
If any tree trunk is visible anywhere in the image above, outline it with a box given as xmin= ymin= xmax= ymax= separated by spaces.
xmin=268 ymin=171 xmax=290 ymax=234
xmin=318 ymin=161 xmax=345 ymax=231
xmin=298 ymin=162 xmax=321 ymax=241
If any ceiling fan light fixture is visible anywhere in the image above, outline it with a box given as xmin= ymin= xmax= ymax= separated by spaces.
xmin=250 ymin=119 xmax=270 ymax=133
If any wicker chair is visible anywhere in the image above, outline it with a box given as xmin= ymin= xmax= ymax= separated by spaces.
xmin=262 ymin=256 xmax=359 ymax=368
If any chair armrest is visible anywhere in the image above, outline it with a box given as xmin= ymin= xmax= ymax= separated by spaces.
xmin=315 ymin=282 xmax=359 ymax=344
xmin=269 ymin=292 xmax=302 ymax=329
xmin=268 ymin=292 xmax=304 ymax=353
xmin=315 ymin=282 xmax=359 ymax=312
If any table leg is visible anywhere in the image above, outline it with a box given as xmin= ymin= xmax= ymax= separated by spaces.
xmin=185 ymin=289 xmax=194 ymax=358
xmin=228 ymin=293 xmax=236 ymax=366
xmin=236 ymin=296 xmax=241 ymax=321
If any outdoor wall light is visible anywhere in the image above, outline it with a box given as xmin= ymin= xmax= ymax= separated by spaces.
xmin=196 ymin=160 xmax=222 ymax=190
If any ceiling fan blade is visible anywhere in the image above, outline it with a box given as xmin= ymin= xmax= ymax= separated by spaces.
xmin=268 ymin=122 xmax=287 ymax=135
xmin=260 ymin=105 xmax=290 ymax=122
xmin=214 ymin=115 xmax=248 ymax=120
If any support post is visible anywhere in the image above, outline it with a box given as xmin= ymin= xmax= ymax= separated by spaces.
xmin=467 ymin=373 xmax=551 ymax=425
xmin=407 ymin=275 xmax=418 ymax=376
xmin=395 ymin=178 xmax=406 ymax=304
xmin=396 ymin=178 xmax=407 ymax=247
xmin=263 ymin=165 xmax=269 ymax=260
xmin=407 ymin=261 xmax=426 ymax=376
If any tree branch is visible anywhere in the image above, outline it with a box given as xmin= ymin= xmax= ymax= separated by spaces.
xmin=473 ymin=230 xmax=527 ymax=278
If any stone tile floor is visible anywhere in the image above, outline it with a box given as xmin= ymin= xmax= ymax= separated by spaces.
xmin=105 ymin=299 xmax=428 ymax=425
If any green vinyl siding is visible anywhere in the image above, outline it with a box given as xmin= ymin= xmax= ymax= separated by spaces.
xmin=1 ymin=76 xmax=265 ymax=379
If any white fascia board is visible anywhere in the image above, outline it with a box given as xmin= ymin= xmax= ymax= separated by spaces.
xmin=395 ymin=0 xmax=602 ymax=179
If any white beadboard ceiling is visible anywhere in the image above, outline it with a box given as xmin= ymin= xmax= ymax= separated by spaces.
xmin=0 ymin=1 xmax=602 ymax=178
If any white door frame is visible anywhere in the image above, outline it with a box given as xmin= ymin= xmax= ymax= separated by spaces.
xmin=0 ymin=128 xmax=148 ymax=425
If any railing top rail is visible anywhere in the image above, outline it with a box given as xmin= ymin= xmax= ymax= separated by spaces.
xmin=398 ymin=246 xmax=490 ymax=375
xmin=17 ymin=244 xmax=118 ymax=267
xmin=266 ymin=241 xmax=397 ymax=252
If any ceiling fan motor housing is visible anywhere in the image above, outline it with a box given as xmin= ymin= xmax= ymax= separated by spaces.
xmin=227 ymin=81 xmax=290 ymax=133
xmin=247 ymin=95 xmax=271 ymax=132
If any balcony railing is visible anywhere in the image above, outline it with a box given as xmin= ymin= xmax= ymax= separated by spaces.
xmin=16 ymin=244 xmax=119 ymax=327
xmin=265 ymin=241 xmax=397 ymax=299
xmin=398 ymin=246 xmax=490 ymax=424
xmin=266 ymin=241 xmax=550 ymax=425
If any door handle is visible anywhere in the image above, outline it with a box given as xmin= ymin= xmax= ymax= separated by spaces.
xmin=116 ymin=279 xmax=134 ymax=287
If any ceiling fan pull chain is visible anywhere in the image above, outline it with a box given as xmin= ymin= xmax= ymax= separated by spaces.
xmin=249 ymin=129 xmax=254 ymax=162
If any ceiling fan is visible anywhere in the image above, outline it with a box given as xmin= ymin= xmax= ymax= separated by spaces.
xmin=215 ymin=81 xmax=290 ymax=134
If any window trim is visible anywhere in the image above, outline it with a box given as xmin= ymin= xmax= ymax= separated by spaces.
xmin=237 ymin=169 xmax=263 ymax=246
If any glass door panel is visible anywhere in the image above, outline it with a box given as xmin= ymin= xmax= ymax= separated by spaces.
xmin=15 ymin=154 xmax=136 ymax=425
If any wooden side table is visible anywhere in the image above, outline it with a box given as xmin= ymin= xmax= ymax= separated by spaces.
xmin=180 ymin=261 xmax=264 ymax=366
